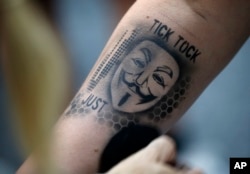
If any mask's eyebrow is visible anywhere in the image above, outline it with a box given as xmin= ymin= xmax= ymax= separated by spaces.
xmin=140 ymin=48 xmax=152 ymax=64
xmin=154 ymin=66 xmax=173 ymax=78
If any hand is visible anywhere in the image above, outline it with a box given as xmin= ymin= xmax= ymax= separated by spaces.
xmin=107 ymin=136 xmax=202 ymax=174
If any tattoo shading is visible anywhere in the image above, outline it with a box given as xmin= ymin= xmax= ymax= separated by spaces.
xmin=65 ymin=26 xmax=194 ymax=132
xmin=110 ymin=39 xmax=179 ymax=113
xmin=88 ymin=30 xmax=138 ymax=91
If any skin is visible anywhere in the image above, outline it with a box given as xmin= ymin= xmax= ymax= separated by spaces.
xmin=107 ymin=136 xmax=202 ymax=174
xmin=14 ymin=0 xmax=250 ymax=173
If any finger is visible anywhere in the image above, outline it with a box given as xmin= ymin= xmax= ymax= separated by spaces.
xmin=146 ymin=163 xmax=179 ymax=174
xmin=143 ymin=135 xmax=176 ymax=163
xmin=107 ymin=136 xmax=176 ymax=174
xmin=146 ymin=163 xmax=201 ymax=174
xmin=108 ymin=162 xmax=178 ymax=174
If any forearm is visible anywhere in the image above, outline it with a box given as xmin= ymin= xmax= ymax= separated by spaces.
xmin=17 ymin=0 xmax=250 ymax=173
xmin=66 ymin=0 xmax=249 ymax=131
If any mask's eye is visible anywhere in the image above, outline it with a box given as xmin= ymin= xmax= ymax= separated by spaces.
xmin=152 ymin=73 xmax=165 ymax=88
xmin=132 ymin=58 xmax=145 ymax=68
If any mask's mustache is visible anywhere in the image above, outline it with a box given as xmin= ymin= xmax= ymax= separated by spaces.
xmin=121 ymin=70 xmax=156 ymax=104
xmin=118 ymin=93 xmax=131 ymax=106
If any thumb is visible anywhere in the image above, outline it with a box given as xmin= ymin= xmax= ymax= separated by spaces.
xmin=143 ymin=135 xmax=176 ymax=163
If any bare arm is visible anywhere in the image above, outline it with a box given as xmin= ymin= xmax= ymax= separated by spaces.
xmin=17 ymin=0 xmax=250 ymax=173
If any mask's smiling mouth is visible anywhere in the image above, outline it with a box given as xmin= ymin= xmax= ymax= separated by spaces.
xmin=120 ymin=69 xmax=157 ymax=104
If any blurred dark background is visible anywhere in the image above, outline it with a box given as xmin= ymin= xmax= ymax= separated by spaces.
xmin=0 ymin=1 xmax=249 ymax=173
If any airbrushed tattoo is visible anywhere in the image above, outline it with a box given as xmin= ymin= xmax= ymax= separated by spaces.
xmin=111 ymin=39 xmax=179 ymax=113
xmin=65 ymin=18 xmax=201 ymax=131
